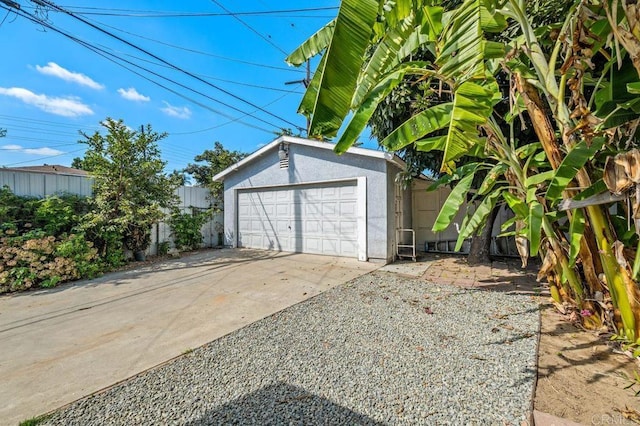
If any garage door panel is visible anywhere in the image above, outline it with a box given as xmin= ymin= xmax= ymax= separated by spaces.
xmin=237 ymin=181 xmax=359 ymax=258
xmin=276 ymin=204 xmax=289 ymax=215
xmin=340 ymin=201 xmax=357 ymax=216
xmin=323 ymin=220 xmax=338 ymax=235
xmin=305 ymin=220 xmax=321 ymax=233
xmin=341 ymin=240 xmax=357 ymax=256
xmin=322 ymin=202 xmax=338 ymax=216
xmin=340 ymin=221 xmax=357 ymax=236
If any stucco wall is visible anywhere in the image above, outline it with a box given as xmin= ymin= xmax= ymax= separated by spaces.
xmin=221 ymin=143 xmax=393 ymax=261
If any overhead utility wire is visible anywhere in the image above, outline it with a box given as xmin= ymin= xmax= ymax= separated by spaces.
xmin=209 ymin=0 xmax=288 ymax=56
xmin=87 ymin=19 xmax=304 ymax=74
xmin=34 ymin=0 xmax=304 ymax=131
xmin=3 ymin=148 xmax=85 ymax=167
xmin=104 ymin=46 xmax=304 ymax=94
xmin=1 ymin=5 xmax=281 ymax=134
xmin=38 ymin=6 xmax=338 ymax=18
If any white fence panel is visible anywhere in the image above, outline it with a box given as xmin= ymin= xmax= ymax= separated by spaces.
xmin=148 ymin=186 xmax=223 ymax=255
xmin=0 ymin=170 xmax=93 ymax=197
xmin=0 ymin=170 xmax=222 ymax=256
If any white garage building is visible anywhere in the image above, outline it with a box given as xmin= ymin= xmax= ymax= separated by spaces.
xmin=213 ymin=136 xmax=413 ymax=263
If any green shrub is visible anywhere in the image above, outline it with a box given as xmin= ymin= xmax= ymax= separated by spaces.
xmin=169 ymin=209 xmax=211 ymax=251
xmin=34 ymin=195 xmax=88 ymax=235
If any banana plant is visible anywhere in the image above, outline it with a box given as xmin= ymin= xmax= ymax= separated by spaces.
xmin=501 ymin=0 xmax=640 ymax=341
xmin=287 ymin=0 xmax=640 ymax=341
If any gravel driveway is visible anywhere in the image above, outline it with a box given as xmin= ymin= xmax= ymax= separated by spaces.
xmin=40 ymin=270 xmax=539 ymax=425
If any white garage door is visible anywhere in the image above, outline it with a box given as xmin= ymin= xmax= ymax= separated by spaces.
xmin=237 ymin=181 xmax=359 ymax=257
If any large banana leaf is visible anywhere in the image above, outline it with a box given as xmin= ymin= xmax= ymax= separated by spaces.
xmin=297 ymin=55 xmax=326 ymax=118
xmin=436 ymin=0 xmax=506 ymax=83
xmin=426 ymin=162 xmax=481 ymax=191
xmin=335 ymin=62 xmax=431 ymax=154
xmin=380 ymin=102 xmax=453 ymax=151
xmin=307 ymin=0 xmax=380 ymax=137
xmin=545 ymin=137 xmax=604 ymax=202
xmin=432 ymin=169 xmax=477 ymax=232
xmin=352 ymin=12 xmax=418 ymax=108
xmin=351 ymin=5 xmax=444 ymax=108
xmin=455 ymin=188 xmax=503 ymax=251
xmin=285 ymin=20 xmax=336 ymax=66
xmin=439 ymin=80 xmax=495 ymax=172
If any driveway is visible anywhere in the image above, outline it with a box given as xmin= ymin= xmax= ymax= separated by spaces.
xmin=0 ymin=249 xmax=378 ymax=425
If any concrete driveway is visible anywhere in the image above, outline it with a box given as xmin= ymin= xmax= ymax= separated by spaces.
xmin=0 ymin=249 xmax=378 ymax=425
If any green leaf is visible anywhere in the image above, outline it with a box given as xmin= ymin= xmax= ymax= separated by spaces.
xmin=416 ymin=135 xmax=447 ymax=152
xmin=307 ymin=0 xmax=380 ymax=137
xmin=503 ymin=191 xmax=527 ymax=218
xmin=297 ymin=55 xmax=326 ymax=117
xmin=525 ymin=170 xmax=554 ymax=189
xmin=546 ymin=137 xmax=605 ymax=202
xmin=500 ymin=216 xmax=517 ymax=232
xmin=335 ymin=62 xmax=431 ymax=154
xmin=478 ymin=162 xmax=508 ymax=195
xmin=420 ymin=5 xmax=444 ymax=40
xmin=627 ymin=82 xmax=640 ymax=94
xmin=455 ymin=188 xmax=503 ymax=251
xmin=568 ymin=208 xmax=585 ymax=267
xmin=516 ymin=142 xmax=542 ymax=159
xmin=528 ymin=201 xmax=544 ymax=256
xmin=285 ymin=20 xmax=336 ymax=66
xmin=432 ymin=171 xmax=476 ymax=232
xmin=426 ymin=162 xmax=480 ymax=191
xmin=440 ymin=80 xmax=495 ymax=172
xmin=352 ymin=12 xmax=418 ymax=107
xmin=380 ymin=103 xmax=453 ymax=151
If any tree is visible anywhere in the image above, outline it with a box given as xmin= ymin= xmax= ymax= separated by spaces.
xmin=80 ymin=118 xmax=178 ymax=258
xmin=70 ymin=156 xmax=87 ymax=170
xmin=287 ymin=0 xmax=640 ymax=341
xmin=183 ymin=142 xmax=246 ymax=201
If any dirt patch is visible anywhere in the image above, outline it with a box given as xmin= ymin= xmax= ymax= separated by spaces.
xmin=535 ymin=304 xmax=640 ymax=425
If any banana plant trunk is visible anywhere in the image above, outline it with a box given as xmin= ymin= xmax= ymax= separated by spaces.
xmin=515 ymin=73 xmax=640 ymax=341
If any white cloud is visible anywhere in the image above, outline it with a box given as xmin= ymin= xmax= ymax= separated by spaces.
xmin=1 ymin=144 xmax=64 ymax=156
xmin=118 ymin=87 xmax=150 ymax=102
xmin=36 ymin=62 xmax=104 ymax=90
xmin=2 ymin=144 xmax=22 ymax=151
xmin=0 ymin=87 xmax=94 ymax=117
xmin=161 ymin=101 xmax=191 ymax=119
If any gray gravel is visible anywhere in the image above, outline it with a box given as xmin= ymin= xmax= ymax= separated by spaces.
xmin=41 ymin=271 xmax=539 ymax=425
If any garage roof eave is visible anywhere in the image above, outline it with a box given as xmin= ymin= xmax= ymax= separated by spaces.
xmin=212 ymin=135 xmax=408 ymax=182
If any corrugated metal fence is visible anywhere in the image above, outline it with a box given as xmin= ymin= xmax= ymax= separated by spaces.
xmin=0 ymin=169 xmax=222 ymax=255
xmin=0 ymin=169 xmax=94 ymax=197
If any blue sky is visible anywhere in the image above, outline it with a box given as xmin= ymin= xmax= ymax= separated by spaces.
xmin=0 ymin=1 xmax=376 ymax=175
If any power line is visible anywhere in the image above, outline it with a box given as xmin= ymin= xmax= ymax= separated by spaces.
xmin=102 ymin=47 xmax=304 ymax=94
xmin=89 ymin=19 xmax=305 ymax=74
xmin=1 ymin=5 xmax=288 ymax=134
xmin=0 ymin=114 xmax=99 ymax=130
xmin=32 ymin=0 xmax=304 ymax=131
xmin=209 ymin=0 xmax=288 ymax=56
xmin=31 ymin=5 xmax=338 ymax=18
xmin=2 ymin=147 xmax=85 ymax=166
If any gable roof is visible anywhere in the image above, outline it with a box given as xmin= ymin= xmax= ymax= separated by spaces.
xmin=212 ymin=135 xmax=406 ymax=182
xmin=6 ymin=164 xmax=89 ymax=176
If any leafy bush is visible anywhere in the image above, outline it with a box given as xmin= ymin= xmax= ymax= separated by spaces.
xmin=0 ymin=186 xmax=89 ymax=237
xmin=169 ymin=209 xmax=211 ymax=251
xmin=34 ymin=195 xmax=88 ymax=235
